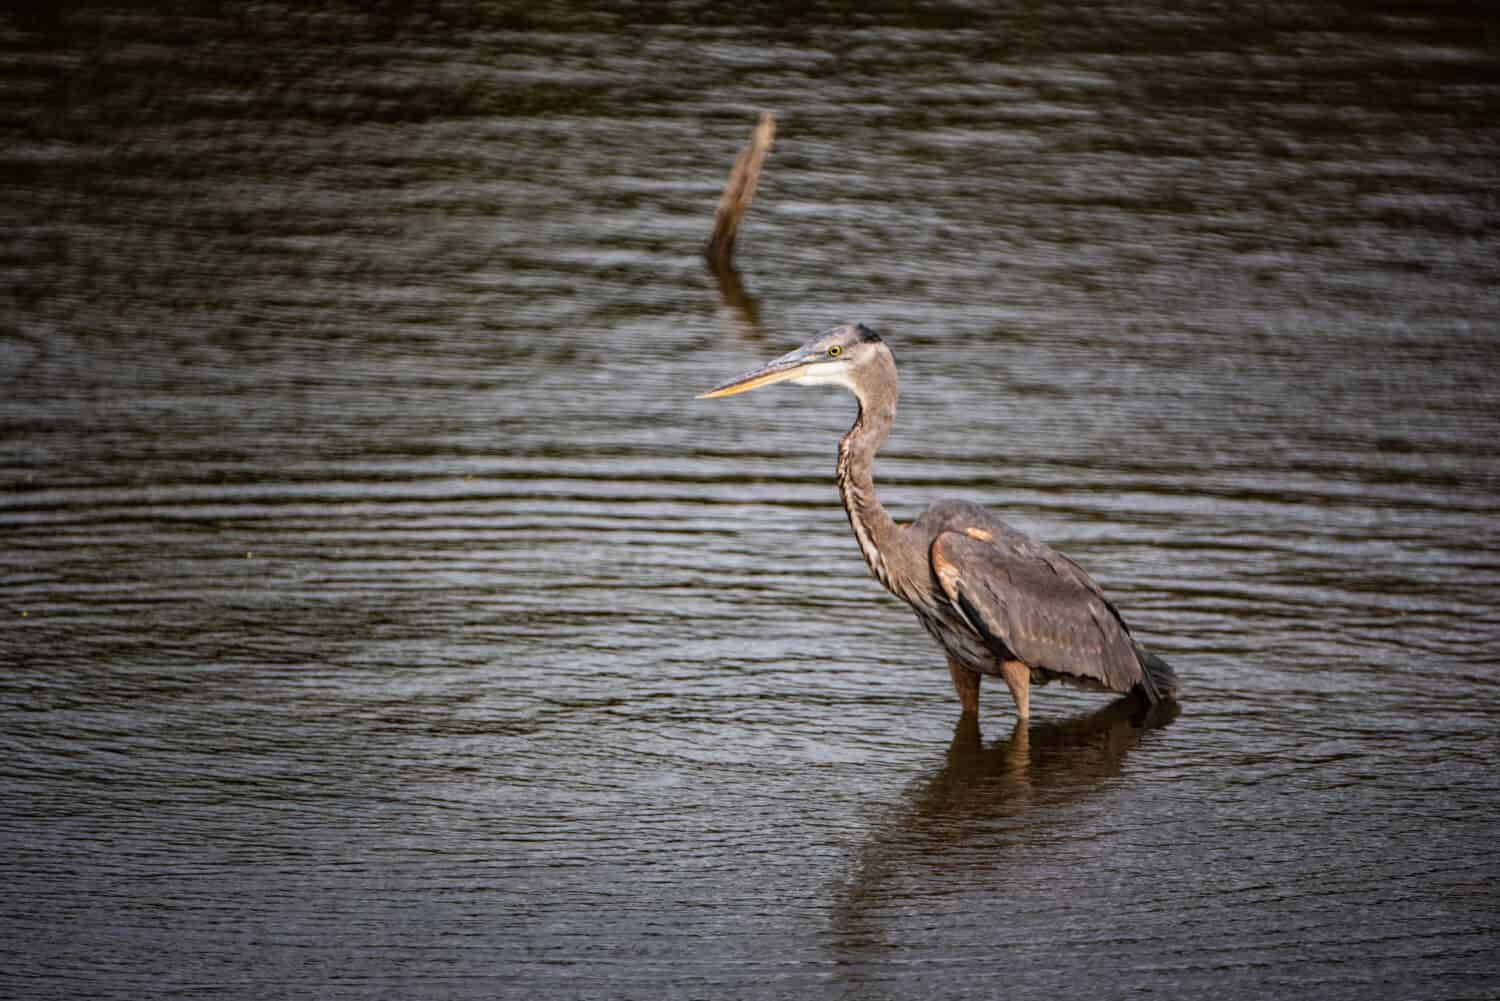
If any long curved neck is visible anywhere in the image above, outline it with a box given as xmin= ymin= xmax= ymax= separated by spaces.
xmin=836 ymin=357 xmax=902 ymax=590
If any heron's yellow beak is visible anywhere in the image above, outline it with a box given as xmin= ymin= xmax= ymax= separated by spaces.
xmin=696 ymin=348 xmax=824 ymax=399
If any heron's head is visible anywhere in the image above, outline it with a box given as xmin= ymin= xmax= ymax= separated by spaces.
xmin=697 ymin=323 xmax=889 ymax=399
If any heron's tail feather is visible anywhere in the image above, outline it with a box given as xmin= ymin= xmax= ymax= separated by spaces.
xmin=1133 ymin=644 xmax=1179 ymax=703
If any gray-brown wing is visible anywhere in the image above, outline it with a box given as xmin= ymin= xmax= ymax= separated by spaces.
xmin=930 ymin=530 xmax=1143 ymax=693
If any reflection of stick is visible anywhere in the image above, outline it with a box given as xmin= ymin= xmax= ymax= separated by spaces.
xmin=706 ymin=112 xmax=776 ymax=271
xmin=711 ymin=257 xmax=762 ymax=339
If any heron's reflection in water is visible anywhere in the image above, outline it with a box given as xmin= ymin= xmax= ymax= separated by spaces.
xmin=833 ymin=697 xmax=1178 ymax=959
xmin=917 ymin=696 xmax=1179 ymax=819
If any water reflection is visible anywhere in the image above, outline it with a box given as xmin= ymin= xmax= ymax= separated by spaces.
xmin=916 ymin=696 xmax=1179 ymax=821
xmin=708 ymin=261 xmax=766 ymax=341
xmin=834 ymin=698 xmax=1178 ymax=959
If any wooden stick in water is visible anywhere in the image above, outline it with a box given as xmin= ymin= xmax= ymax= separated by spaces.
xmin=706 ymin=112 xmax=776 ymax=271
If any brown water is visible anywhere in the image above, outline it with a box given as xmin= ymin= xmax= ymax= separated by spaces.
xmin=3 ymin=3 xmax=1499 ymax=999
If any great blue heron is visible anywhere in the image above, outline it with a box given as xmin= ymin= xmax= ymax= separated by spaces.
xmin=699 ymin=323 xmax=1178 ymax=720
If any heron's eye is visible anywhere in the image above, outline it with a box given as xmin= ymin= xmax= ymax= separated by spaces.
xmin=828 ymin=345 xmax=842 ymax=358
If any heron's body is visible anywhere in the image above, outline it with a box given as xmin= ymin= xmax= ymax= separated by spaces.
xmin=700 ymin=323 xmax=1177 ymax=719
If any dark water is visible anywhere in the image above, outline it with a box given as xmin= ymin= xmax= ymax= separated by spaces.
xmin=3 ymin=3 xmax=1499 ymax=998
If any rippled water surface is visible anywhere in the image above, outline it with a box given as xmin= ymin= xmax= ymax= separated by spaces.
xmin=3 ymin=3 xmax=1499 ymax=999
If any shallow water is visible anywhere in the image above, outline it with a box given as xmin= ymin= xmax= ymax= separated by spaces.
xmin=2 ymin=3 xmax=1499 ymax=998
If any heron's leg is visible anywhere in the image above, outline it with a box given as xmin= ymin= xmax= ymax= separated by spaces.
xmin=947 ymin=660 xmax=981 ymax=715
xmin=1000 ymin=659 xmax=1031 ymax=720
